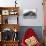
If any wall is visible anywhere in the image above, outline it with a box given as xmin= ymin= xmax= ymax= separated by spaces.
xmin=17 ymin=0 xmax=44 ymax=26
xmin=0 ymin=0 xmax=15 ymax=7
xmin=0 ymin=0 xmax=44 ymax=26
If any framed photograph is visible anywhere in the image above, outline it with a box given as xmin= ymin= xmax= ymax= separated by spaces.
xmin=2 ymin=15 xmax=18 ymax=24
xmin=8 ymin=15 xmax=18 ymax=24
xmin=2 ymin=16 xmax=8 ymax=24
xmin=2 ymin=28 xmax=13 ymax=41
xmin=23 ymin=9 xmax=37 ymax=19
xmin=2 ymin=10 xmax=9 ymax=15
xmin=9 ymin=10 xmax=18 ymax=15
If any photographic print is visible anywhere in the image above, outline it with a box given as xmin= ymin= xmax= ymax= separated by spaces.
xmin=23 ymin=9 xmax=37 ymax=19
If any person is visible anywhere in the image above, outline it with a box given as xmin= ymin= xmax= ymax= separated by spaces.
xmin=21 ymin=28 xmax=41 ymax=46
